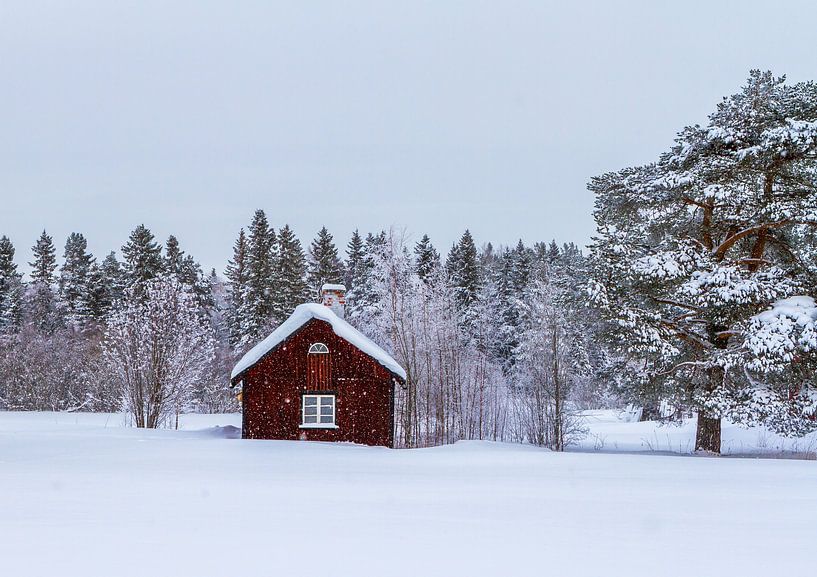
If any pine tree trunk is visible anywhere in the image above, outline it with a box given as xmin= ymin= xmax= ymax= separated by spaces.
xmin=695 ymin=364 xmax=723 ymax=453
xmin=639 ymin=403 xmax=661 ymax=422
xmin=695 ymin=413 xmax=721 ymax=453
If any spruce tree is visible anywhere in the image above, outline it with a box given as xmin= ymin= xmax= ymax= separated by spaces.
xmin=100 ymin=252 xmax=126 ymax=309
xmin=0 ymin=236 xmax=23 ymax=334
xmin=446 ymin=230 xmax=480 ymax=311
xmin=121 ymin=225 xmax=164 ymax=294
xmin=488 ymin=247 xmax=520 ymax=368
xmin=165 ymin=235 xmax=184 ymax=277
xmin=510 ymin=240 xmax=532 ymax=293
xmin=307 ymin=226 xmax=343 ymax=298
xmin=547 ymin=239 xmax=560 ymax=264
xmin=225 ymin=228 xmax=250 ymax=347
xmin=30 ymin=230 xmax=57 ymax=285
xmin=59 ymin=232 xmax=96 ymax=327
xmin=244 ymin=210 xmax=277 ymax=338
xmin=164 ymin=235 xmax=207 ymax=304
xmin=27 ymin=230 xmax=60 ymax=332
xmin=347 ymin=231 xmax=387 ymax=321
xmin=275 ymin=224 xmax=309 ymax=318
xmin=414 ymin=234 xmax=441 ymax=282
xmin=344 ymin=229 xmax=365 ymax=290
xmin=84 ymin=261 xmax=110 ymax=321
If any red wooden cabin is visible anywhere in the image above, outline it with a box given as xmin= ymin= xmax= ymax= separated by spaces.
xmin=230 ymin=286 xmax=406 ymax=447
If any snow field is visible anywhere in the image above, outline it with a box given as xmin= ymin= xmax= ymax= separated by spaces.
xmin=1 ymin=411 xmax=815 ymax=577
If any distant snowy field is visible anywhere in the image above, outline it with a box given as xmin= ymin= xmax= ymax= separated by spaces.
xmin=1 ymin=411 xmax=815 ymax=577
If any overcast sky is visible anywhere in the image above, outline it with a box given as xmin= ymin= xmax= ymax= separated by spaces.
xmin=1 ymin=1 xmax=815 ymax=275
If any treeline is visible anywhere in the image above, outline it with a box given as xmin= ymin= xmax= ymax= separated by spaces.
xmin=0 ymin=226 xmax=232 ymax=414
xmin=0 ymin=213 xmax=614 ymax=448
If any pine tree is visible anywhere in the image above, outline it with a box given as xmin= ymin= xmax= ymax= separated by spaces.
xmin=414 ymin=234 xmax=441 ymax=282
xmin=307 ymin=226 xmax=343 ymax=298
xmin=344 ymin=229 xmax=365 ymax=290
xmin=589 ymin=70 xmax=817 ymax=451
xmin=59 ymin=232 xmax=96 ymax=328
xmin=244 ymin=210 xmax=277 ymax=339
xmin=0 ymin=236 xmax=23 ymax=335
xmin=275 ymin=224 xmax=309 ymax=318
xmin=27 ymin=230 xmax=60 ymax=332
xmin=121 ymin=225 xmax=164 ymax=294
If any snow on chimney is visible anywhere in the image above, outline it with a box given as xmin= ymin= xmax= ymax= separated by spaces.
xmin=321 ymin=284 xmax=347 ymax=319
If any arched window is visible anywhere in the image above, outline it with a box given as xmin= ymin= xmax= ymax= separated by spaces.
xmin=307 ymin=343 xmax=331 ymax=388
xmin=308 ymin=342 xmax=329 ymax=354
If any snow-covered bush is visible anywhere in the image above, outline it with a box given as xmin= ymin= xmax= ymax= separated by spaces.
xmin=103 ymin=277 xmax=215 ymax=428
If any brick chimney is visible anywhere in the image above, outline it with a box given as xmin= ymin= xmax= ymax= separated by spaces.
xmin=321 ymin=284 xmax=347 ymax=319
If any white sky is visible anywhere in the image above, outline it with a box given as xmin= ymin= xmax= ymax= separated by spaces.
xmin=1 ymin=1 xmax=815 ymax=275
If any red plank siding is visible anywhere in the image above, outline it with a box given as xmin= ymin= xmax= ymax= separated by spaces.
xmin=237 ymin=318 xmax=399 ymax=447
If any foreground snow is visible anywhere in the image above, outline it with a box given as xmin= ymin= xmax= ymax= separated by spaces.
xmin=1 ymin=412 xmax=815 ymax=577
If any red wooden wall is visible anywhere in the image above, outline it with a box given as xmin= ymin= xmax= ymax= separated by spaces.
xmin=236 ymin=318 xmax=398 ymax=447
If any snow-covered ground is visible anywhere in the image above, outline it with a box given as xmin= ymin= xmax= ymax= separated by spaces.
xmin=577 ymin=409 xmax=817 ymax=456
xmin=1 ymin=411 xmax=815 ymax=577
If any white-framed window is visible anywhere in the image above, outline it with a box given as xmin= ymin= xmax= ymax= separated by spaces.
xmin=308 ymin=342 xmax=329 ymax=354
xmin=300 ymin=394 xmax=336 ymax=428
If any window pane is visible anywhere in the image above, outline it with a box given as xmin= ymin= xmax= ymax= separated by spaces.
xmin=319 ymin=415 xmax=335 ymax=424
xmin=309 ymin=343 xmax=329 ymax=353
xmin=320 ymin=397 xmax=334 ymax=408
xmin=304 ymin=396 xmax=317 ymax=406
xmin=320 ymin=405 xmax=333 ymax=416
xmin=304 ymin=406 xmax=318 ymax=416
xmin=304 ymin=415 xmax=318 ymax=424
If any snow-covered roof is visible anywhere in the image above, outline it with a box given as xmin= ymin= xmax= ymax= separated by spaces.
xmin=321 ymin=283 xmax=346 ymax=292
xmin=231 ymin=303 xmax=406 ymax=381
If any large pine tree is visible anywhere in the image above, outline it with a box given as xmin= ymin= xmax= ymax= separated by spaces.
xmin=589 ymin=71 xmax=817 ymax=452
